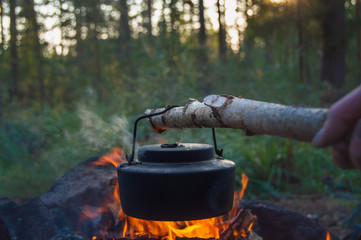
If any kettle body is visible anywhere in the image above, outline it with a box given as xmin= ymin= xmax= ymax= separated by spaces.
xmin=117 ymin=143 xmax=236 ymax=221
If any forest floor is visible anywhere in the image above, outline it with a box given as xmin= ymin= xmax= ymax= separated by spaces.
xmin=268 ymin=195 xmax=359 ymax=239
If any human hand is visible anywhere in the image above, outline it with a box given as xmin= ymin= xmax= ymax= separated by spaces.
xmin=312 ymin=85 xmax=361 ymax=172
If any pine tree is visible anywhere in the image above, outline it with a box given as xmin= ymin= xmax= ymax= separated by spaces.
xmin=320 ymin=0 xmax=346 ymax=88
xmin=9 ymin=0 xmax=19 ymax=99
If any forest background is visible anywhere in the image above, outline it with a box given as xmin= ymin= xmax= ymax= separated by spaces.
xmin=0 ymin=0 xmax=361 ymax=213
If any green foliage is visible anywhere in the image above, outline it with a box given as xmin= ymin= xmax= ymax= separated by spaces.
xmin=1 ymin=33 xmax=360 ymax=199
xmin=0 ymin=0 xmax=360 ymax=200
xmin=0 ymin=102 xmax=134 ymax=197
xmin=214 ymin=131 xmax=361 ymax=198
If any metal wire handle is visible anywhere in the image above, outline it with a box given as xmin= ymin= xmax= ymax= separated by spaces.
xmin=126 ymin=105 xmax=179 ymax=164
xmin=126 ymin=106 xmax=224 ymax=164
xmin=212 ymin=128 xmax=223 ymax=158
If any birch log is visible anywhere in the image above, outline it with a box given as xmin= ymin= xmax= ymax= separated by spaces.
xmin=145 ymin=95 xmax=328 ymax=142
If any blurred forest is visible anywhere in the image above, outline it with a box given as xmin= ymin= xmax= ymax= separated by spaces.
xmin=0 ymin=0 xmax=361 ymax=202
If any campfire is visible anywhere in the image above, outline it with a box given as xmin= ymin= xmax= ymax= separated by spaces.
xmin=0 ymin=146 xmax=340 ymax=240
xmin=88 ymin=147 xmax=256 ymax=240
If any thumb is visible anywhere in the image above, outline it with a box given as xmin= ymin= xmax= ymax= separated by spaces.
xmin=312 ymin=112 xmax=350 ymax=147
xmin=312 ymin=85 xmax=361 ymax=147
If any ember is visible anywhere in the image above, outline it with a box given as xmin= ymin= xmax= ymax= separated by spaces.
xmin=86 ymin=147 xmax=252 ymax=240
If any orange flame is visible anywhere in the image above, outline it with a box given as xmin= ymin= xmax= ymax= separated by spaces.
xmin=85 ymin=147 xmax=250 ymax=240
xmin=326 ymin=232 xmax=331 ymax=240
xmin=93 ymin=147 xmax=126 ymax=168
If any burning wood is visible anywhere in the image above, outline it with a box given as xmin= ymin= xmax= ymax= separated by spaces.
xmin=145 ymin=95 xmax=328 ymax=142
xmin=0 ymin=148 xmax=341 ymax=240
xmin=220 ymin=209 xmax=257 ymax=240
xmin=86 ymin=149 xmax=255 ymax=240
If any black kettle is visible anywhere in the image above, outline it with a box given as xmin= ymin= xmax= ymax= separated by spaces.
xmin=117 ymin=107 xmax=236 ymax=221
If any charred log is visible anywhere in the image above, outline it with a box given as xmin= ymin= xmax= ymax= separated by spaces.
xmin=50 ymin=232 xmax=84 ymax=240
xmin=239 ymin=200 xmax=339 ymax=240
xmin=40 ymin=157 xmax=118 ymax=209
xmin=0 ymin=197 xmax=57 ymax=240
xmin=0 ymin=157 xmax=118 ymax=240
xmin=0 ymin=216 xmax=11 ymax=240
xmin=221 ymin=209 xmax=257 ymax=240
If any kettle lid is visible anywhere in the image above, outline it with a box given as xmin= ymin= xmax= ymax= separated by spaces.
xmin=138 ymin=143 xmax=214 ymax=163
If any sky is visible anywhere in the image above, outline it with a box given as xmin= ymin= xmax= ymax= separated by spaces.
xmin=0 ymin=0 xmax=288 ymax=54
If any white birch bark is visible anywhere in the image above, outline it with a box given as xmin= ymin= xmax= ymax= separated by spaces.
xmin=145 ymin=95 xmax=328 ymax=142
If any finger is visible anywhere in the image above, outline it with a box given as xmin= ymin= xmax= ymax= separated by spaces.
xmin=332 ymin=142 xmax=355 ymax=169
xmin=312 ymin=112 xmax=349 ymax=147
xmin=312 ymin=85 xmax=361 ymax=148
xmin=349 ymin=119 xmax=361 ymax=171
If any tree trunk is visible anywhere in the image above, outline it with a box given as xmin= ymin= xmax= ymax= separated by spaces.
xmin=198 ymin=0 xmax=207 ymax=62
xmin=356 ymin=0 xmax=361 ymax=83
xmin=75 ymin=5 xmax=83 ymax=57
xmin=0 ymin=0 xmax=3 ymax=119
xmin=242 ymin=1 xmax=253 ymax=65
xmin=236 ymin=0 xmax=243 ymax=57
xmin=118 ymin=0 xmax=136 ymax=78
xmin=74 ymin=4 xmax=86 ymax=83
xmin=25 ymin=0 xmax=45 ymax=105
xmin=198 ymin=0 xmax=210 ymax=94
xmin=217 ymin=0 xmax=226 ymax=59
xmin=71 ymin=4 xmax=85 ymax=104
xmin=0 ymin=0 xmax=2 ymax=120
xmin=186 ymin=0 xmax=195 ymax=34
xmin=297 ymin=0 xmax=305 ymax=82
xmin=94 ymin=36 xmax=102 ymax=96
xmin=87 ymin=3 xmax=103 ymax=98
xmin=146 ymin=0 xmax=152 ymax=39
xmin=0 ymin=0 xmax=4 ymax=51
xmin=169 ymin=0 xmax=177 ymax=35
xmin=199 ymin=0 xmax=206 ymax=47
xmin=9 ymin=0 xmax=19 ymax=99
xmin=320 ymin=0 xmax=346 ymax=88
xmin=90 ymin=27 xmax=102 ymax=97
xmin=58 ymin=0 xmax=64 ymax=55
xmin=119 ymin=0 xmax=131 ymax=44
